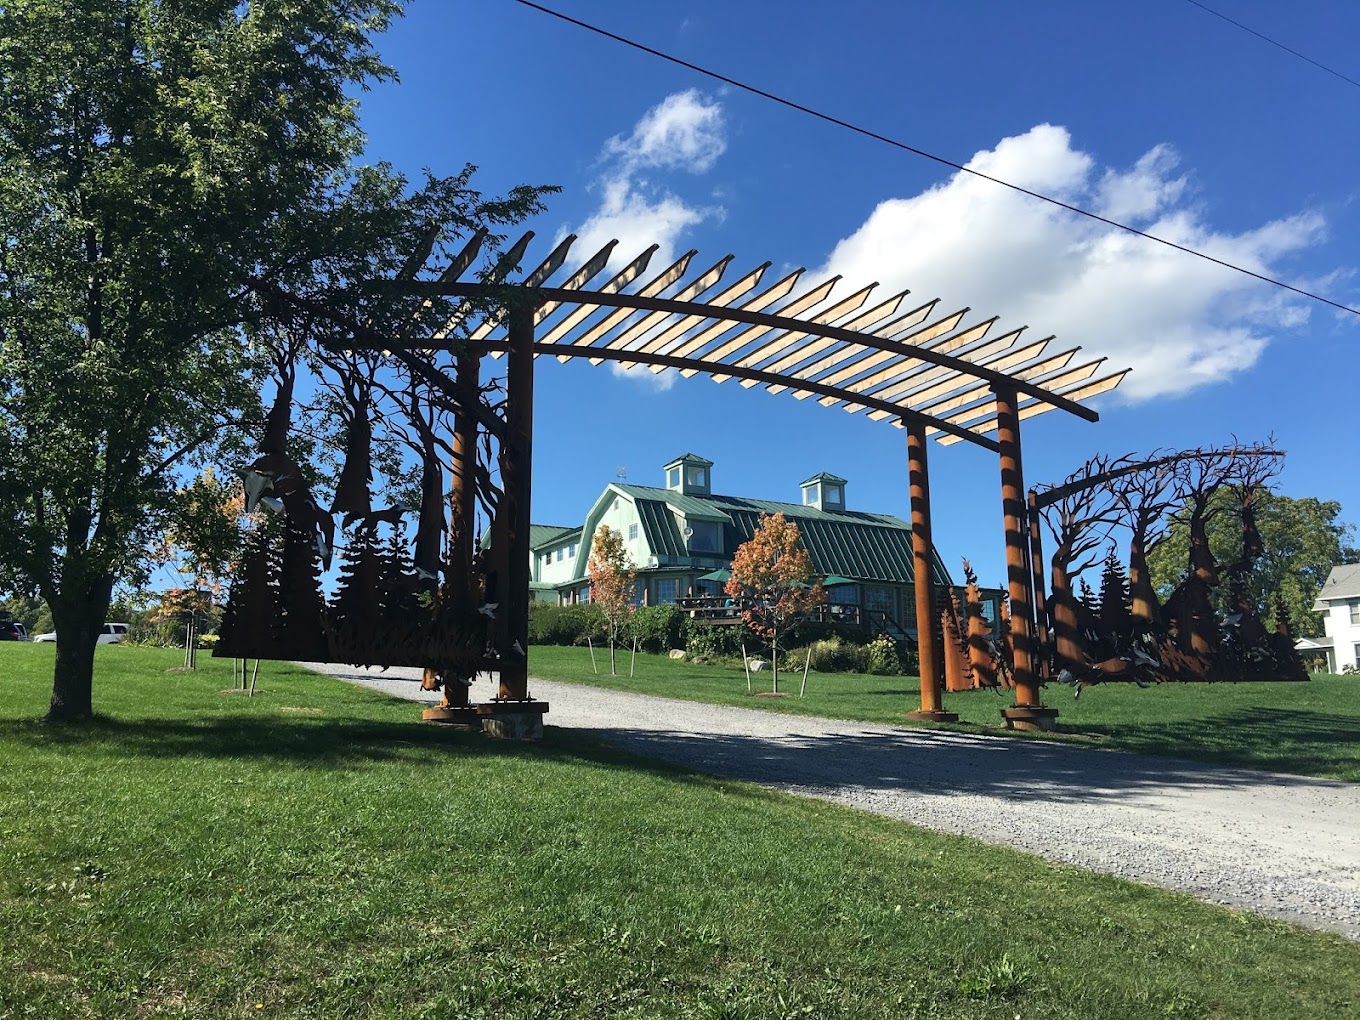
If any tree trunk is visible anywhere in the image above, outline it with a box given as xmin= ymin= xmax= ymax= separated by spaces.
xmin=1127 ymin=524 xmax=1159 ymax=627
xmin=1048 ymin=553 xmax=1085 ymax=671
xmin=45 ymin=575 xmax=114 ymax=722
xmin=770 ymin=627 xmax=779 ymax=694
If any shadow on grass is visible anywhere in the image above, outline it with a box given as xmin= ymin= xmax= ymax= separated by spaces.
xmin=1075 ymin=707 xmax=1360 ymax=781
xmin=0 ymin=708 xmax=781 ymax=805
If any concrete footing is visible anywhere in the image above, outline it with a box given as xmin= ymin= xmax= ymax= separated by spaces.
xmin=1001 ymin=705 xmax=1059 ymax=731
xmin=424 ymin=701 xmax=549 ymax=740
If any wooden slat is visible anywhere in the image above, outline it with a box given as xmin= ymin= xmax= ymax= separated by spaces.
xmin=563 ymin=250 xmax=696 ymax=359
xmin=657 ymin=267 xmax=803 ymax=368
xmin=740 ymin=287 xmax=909 ymax=386
xmin=712 ymin=281 xmax=878 ymax=383
xmin=631 ymin=261 xmax=769 ymax=359
xmin=771 ymin=299 xmax=937 ymax=395
xmin=597 ymin=254 xmax=733 ymax=367
xmin=678 ymin=274 xmax=839 ymax=378
xmin=814 ymin=308 xmax=972 ymax=396
xmin=537 ymin=244 xmax=658 ymax=346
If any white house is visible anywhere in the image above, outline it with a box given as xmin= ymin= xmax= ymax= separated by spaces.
xmin=527 ymin=453 xmax=1001 ymax=641
xmin=1296 ymin=563 xmax=1360 ymax=672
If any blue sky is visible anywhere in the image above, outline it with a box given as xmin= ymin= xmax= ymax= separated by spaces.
xmin=356 ymin=0 xmax=1359 ymax=588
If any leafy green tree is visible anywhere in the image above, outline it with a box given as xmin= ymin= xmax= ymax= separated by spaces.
xmin=0 ymin=1 xmax=551 ymax=720
xmin=1147 ymin=492 xmax=1357 ymax=638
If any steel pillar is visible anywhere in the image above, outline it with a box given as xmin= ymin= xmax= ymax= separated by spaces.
xmin=497 ymin=302 xmax=536 ymax=702
xmin=905 ymin=422 xmax=957 ymax=722
xmin=447 ymin=350 xmax=481 ymax=708
xmin=1027 ymin=488 xmax=1050 ymax=679
xmin=993 ymin=384 xmax=1056 ymax=729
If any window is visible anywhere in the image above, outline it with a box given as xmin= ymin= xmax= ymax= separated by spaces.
xmin=628 ymin=523 xmax=639 ymax=541
xmin=865 ymin=585 xmax=897 ymax=620
xmin=654 ymin=578 xmax=679 ymax=605
xmin=687 ymin=521 xmax=720 ymax=553
xmin=826 ymin=484 xmax=843 ymax=506
xmin=688 ymin=466 xmax=706 ymax=487
xmin=667 ymin=467 xmax=680 ymax=489
xmin=1350 ymin=601 xmax=1360 ymax=625
xmin=629 ymin=582 xmax=644 ymax=608
xmin=828 ymin=583 xmax=859 ymax=605
xmin=568 ymin=542 xmax=577 ymax=558
xmin=556 ymin=547 xmax=564 ymax=562
xmin=577 ymin=586 xmax=590 ymax=604
xmin=803 ymin=485 xmax=816 ymax=505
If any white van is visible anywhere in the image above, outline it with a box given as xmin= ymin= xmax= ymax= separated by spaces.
xmin=32 ymin=623 xmax=130 ymax=645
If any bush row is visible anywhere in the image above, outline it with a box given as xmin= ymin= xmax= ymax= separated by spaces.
xmin=528 ymin=601 xmax=919 ymax=675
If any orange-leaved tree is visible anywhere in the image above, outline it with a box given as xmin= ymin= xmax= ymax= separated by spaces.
xmin=587 ymin=524 xmax=638 ymax=675
xmin=725 ymin=512 xmax=825 ymax=693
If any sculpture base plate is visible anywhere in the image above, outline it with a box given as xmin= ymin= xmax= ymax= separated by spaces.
xmin=478 ymin=701 xmax=549 ymax=741
xmin=1001 ymin=706 xmax=1060 ymax=732
xmin=421 ymin=706 xmax=481 ymax=727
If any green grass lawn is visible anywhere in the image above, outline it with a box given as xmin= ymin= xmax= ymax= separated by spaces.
xmin=2 ymin=644 xmax=1358 ymax=1019
xmin=527 ymin=645 xmax=1360 ymax=782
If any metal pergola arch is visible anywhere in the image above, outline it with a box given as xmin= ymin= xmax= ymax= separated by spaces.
xmin=381 ymin=230 xmax=1129 ymax=726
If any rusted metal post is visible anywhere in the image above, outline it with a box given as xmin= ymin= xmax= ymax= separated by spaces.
xmin=448 ymin=351 xmax=481 ymax=708
xmin=994 ymin=385 xmax=1057 ymax=730
xmin=905 ymin=421 xmax=957 ymax=722
xmin=497 ymin=301 xmax=536 ymax=703
xmin=1027 ymin=488 xmax=1050 ymax=679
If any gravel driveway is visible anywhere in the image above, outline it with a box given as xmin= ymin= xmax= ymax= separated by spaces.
xmin=302 ymin=663 xmax=1360 ymax=940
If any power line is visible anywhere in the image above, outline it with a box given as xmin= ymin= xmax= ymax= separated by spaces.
xmin=1183 ymin=0 xmax=1360 ymax=91
xmin=510 ymin=0 xmax=1360 ymax=319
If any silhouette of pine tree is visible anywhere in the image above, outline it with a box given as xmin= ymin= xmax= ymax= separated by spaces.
xmin=276 ymin=515 xmax=329 ymax=661
xmin=374 ymin=531 xmax=425 ymax=665
xmin=329 ymin=524 xmax=383 ymax=666
xmin=215 ymin=525 xmax=281 ymax=661
xmin=1097 ymin=548 xmax=1131 ymax=641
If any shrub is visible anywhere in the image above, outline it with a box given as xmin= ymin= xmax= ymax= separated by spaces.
xmin=866 ymin=634 xmax=907 ymax=675
xmin=683 ymin=619 xmax=748 ymax=659
xmin=627 ymin=604 xmax=684 ymax=654
xmin=528 ymin=602 xmax=604 ymax=646
xmin=794 ymin=636 xmax=870 ymax=674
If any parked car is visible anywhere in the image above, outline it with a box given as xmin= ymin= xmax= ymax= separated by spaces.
xmin=31 ymin=623 xmax=129 ymax=645
xmin=0 ymin=620 xmax=26 ymax=641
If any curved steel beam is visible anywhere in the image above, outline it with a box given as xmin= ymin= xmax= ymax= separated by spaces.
xmin=397 ymin=282 xmax=1100 ymax=423
xmin=460 ymin=339 xmax=1001 ymax=452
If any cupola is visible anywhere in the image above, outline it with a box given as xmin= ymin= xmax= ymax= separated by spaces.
xmin=800 ymin=472 xmax=846 ymax=511
xmin=664 ymin=453 xmax=713 ymax=496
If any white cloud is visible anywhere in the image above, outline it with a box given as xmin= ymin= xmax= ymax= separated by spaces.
xmin=818 ymin=124 xmax=1331 ymax=401
xmin=565 ymin=91 xmax=728 ymax=392
xmin=605 ymin=89 xmax=726 ymax=174
xmin=568 ymin=90 xmax=726 ymax=273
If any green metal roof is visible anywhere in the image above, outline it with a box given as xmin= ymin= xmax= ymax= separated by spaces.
xmin=665 ymin=452 xmax=714 ymax=468
xmin=610 ymin=483 xmax=731 ymax=522
xmin=800 ymin=471 xmax=848 ymax=486
xmin=599 ymin=484 xmax=951 ymax=585
xmin=635 ymin=499 xmax=686 ymax=559
xmin=721 ymin=507 xmax=938 ymax=584
xmin=529 ymin=524 xmax=580 ymax=550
